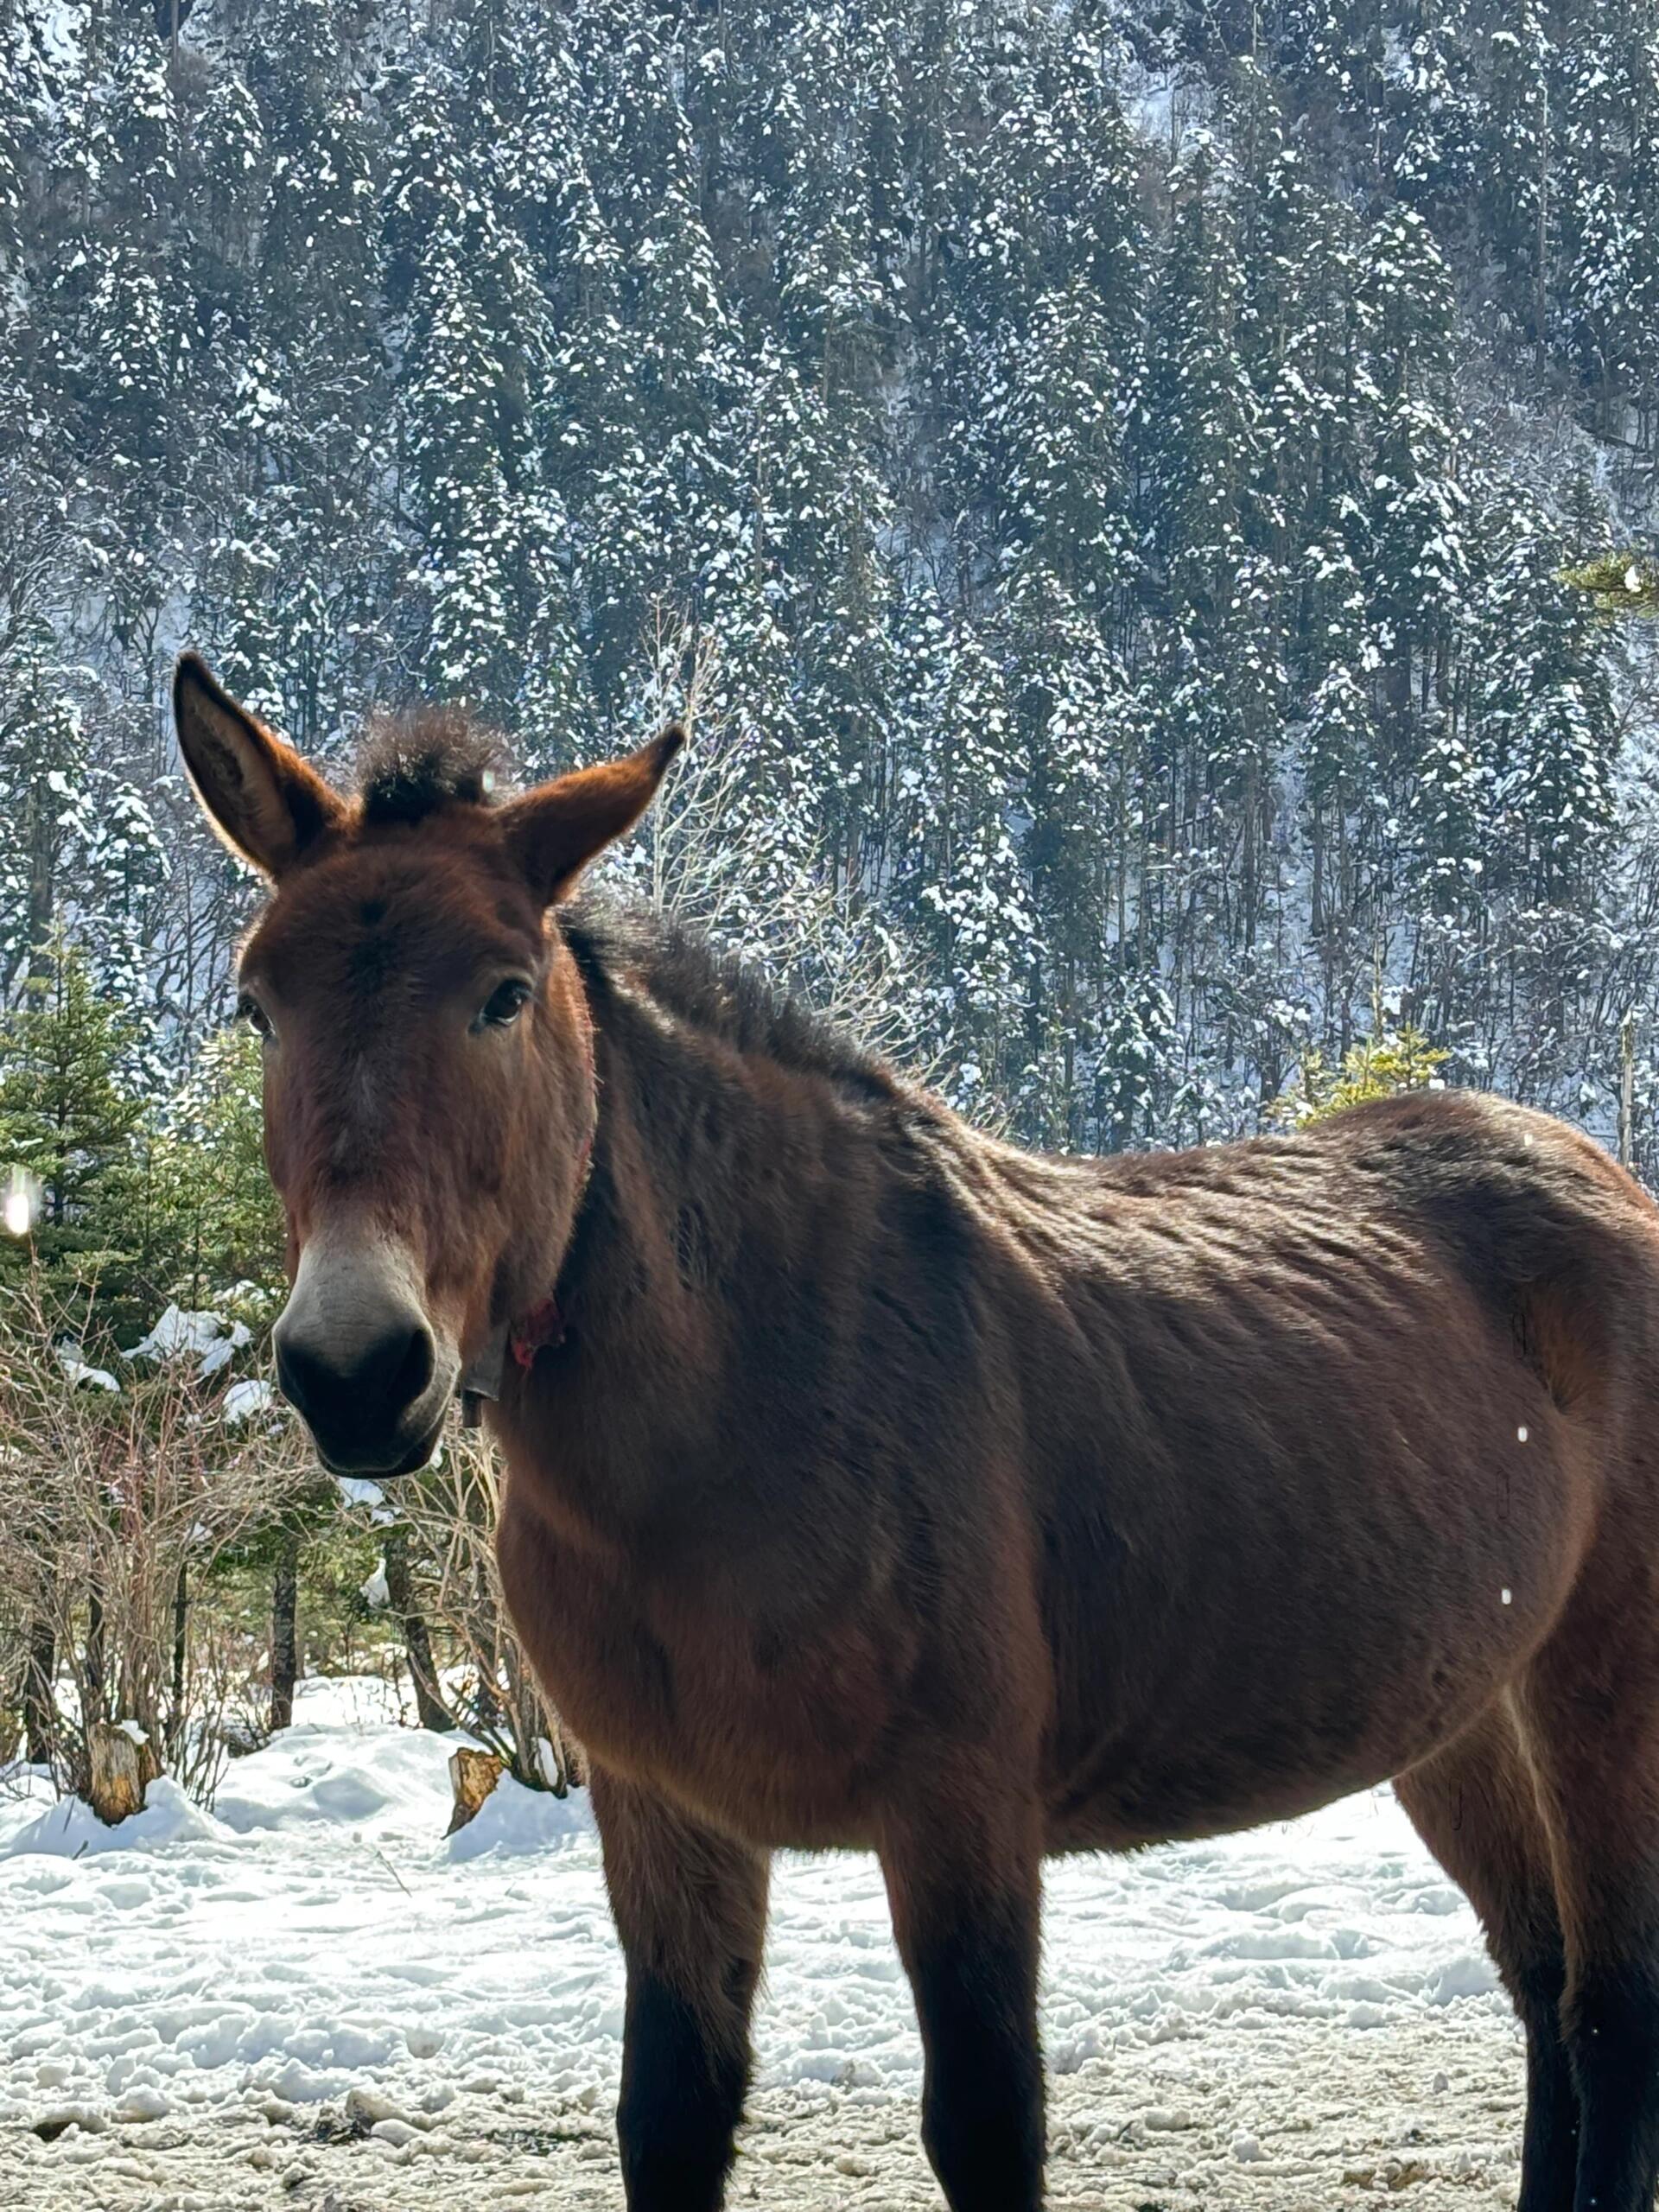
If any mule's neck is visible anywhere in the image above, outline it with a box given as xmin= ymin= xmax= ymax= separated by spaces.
xmin=561 ymin=943 xmax=901 ymax=1354
xmin=497 ymin=920 xmax=907 ymax=1541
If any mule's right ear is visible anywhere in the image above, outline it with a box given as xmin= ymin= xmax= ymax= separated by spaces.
xmin=173 ymin=653 xmax=346 ymax=880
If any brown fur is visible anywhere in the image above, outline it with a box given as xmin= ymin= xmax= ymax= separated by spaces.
xmin=177 ymin=661 xmax=1659 ymax=2212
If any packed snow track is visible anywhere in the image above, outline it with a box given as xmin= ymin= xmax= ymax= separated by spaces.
xmin=0 ymin=1680 xmax=1530 ymax=2209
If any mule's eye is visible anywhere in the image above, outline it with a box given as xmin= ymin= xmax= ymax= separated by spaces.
xmin=477 ymin=979 xmax=531 ymax=1031
xmin=238 ymin=992 xmax=272 ymax=1039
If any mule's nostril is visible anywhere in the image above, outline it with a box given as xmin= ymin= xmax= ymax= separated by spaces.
xmin=274 ymin=1328 xmax=340 ymax=1427
xmin=390 ymin=1322 xmax=434 ymax=1408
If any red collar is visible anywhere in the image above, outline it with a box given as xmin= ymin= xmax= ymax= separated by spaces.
xmin=458 ymin=1299 xmax=564 ymax=1424
xmin=456 ymin=1128 xmax=593 ymax=1424
xmin=511 ymin=1295 xmax=566 ymax=1367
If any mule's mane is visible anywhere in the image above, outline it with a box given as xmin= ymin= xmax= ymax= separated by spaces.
xmin=356 ymin=710 xmax=504 ymax=825
xmin=560 ymin=893 xmax=896 ymax=1103
xmin=351 ymin=717 xmax=893 ymax=1098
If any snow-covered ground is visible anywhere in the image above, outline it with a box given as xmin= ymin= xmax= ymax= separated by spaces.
xmin=0 ymin=1678 xmax=1527 ymax=2208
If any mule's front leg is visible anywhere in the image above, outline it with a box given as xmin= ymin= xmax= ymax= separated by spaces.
xmin=592 ymin=1767 xmax=770 ymax=2211
xmin=881 ymin=1796 xmax=1046 ymax=2212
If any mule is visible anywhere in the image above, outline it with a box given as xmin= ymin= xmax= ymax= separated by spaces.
xmin=175 ymin=649 xmax=1659 ymax=2212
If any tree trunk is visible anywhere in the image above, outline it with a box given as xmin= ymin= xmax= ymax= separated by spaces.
xmin=445 ymin=1745 xmax=503 ymax=1835
xmin=270 ymin=1531 xmax=299 ymax=1732
xmin=385 ymin=1527 xmax=453 ymax=1732
xmin=22 ymin=1616 xmax=55 ymax=1766
xmin=85 ymin=1585 xmax=107 ymax=1726
xmin=168 ymin=1561 xmax=188 ymax=1759
xmin=89 ymin=1721 xmax=147 ymax=1825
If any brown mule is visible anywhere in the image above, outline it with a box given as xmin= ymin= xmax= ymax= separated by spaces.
xmin=178 ymin=651 xmax=1659 ymax=2212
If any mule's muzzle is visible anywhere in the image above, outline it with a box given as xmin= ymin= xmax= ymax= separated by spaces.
xmin=273 ymin=1235 xmax=458 ymax=1477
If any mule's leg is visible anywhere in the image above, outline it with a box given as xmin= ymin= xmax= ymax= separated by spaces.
xmin=1521 ymin=1617 xmax=1659 ymax=2212
xmin=1395 ymin=1703 xmax=1577 ymax=2212
xmin=590 ymin=1765 xmax=770 ymax=2212
xmin=880 ymin=1790 xmax=1045 ymax=2212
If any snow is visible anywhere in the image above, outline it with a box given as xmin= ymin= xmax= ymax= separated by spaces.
xmin=336 ymin=1473 xmax=394 ymax=1520
xmin=223 ymin=1376 xmax=275 ymax=1422
xmin=0 ymin=1675 xmax=1526 ymax=2204
xmin=54 ymin=1344 xmax=118 ymax=1391
xmin=2 ymin=1775 xmax=226 ymax=1859
xmin=128 ymin=1304 xmax=251 ymax=1373
xmin=444 ymin=1768 xmax=592 ymax=1866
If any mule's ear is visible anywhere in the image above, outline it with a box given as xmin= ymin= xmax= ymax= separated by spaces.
xmin=502 ymin=726 xmax=684 ymax=905
xmin=173 ymin=652 xmax=346 ymax=880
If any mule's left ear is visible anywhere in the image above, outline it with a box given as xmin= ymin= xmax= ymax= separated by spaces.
xmin=502 ymin=726 xmax=684 ymax=905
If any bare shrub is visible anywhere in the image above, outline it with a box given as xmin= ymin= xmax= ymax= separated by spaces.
xmin=0 ymin=1280 xmax=315 ymax=1805
xmin=353 ymin=1424 xmax=582 ymax=1796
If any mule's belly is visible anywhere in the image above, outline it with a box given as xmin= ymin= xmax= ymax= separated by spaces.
xmin=502 ymin=1469 xmax=1585 ymax=1861
xmin=1045 ymin=1434 xmax=1593 ymax=1854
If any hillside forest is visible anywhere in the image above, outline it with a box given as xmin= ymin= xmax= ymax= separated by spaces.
xmin=3 ymin=0 xmax=1659 ymax=1786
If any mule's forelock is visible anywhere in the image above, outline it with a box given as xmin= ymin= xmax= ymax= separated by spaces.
xmin=356 ymin=711 xmax=505 ymax=827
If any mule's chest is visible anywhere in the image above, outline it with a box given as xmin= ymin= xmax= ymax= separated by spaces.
xmin=493 ymin=1493 xmax=907 ymax=1848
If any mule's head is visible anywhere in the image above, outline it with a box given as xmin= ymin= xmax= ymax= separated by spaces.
xmin=175 ymin=654 xmax=681 ymax=1477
